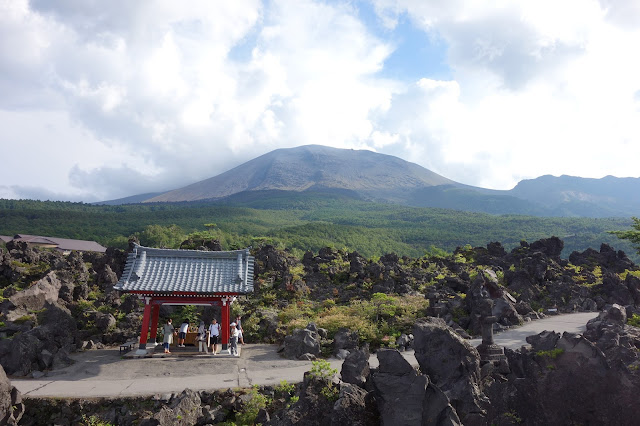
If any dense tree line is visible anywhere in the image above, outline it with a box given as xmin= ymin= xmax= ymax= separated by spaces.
xmin=0 ymin=196 xmax=636 ymax=260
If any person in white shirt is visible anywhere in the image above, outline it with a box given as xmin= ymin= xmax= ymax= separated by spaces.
xmin=162 ymin=318 xmax=175 ymax=354
xmin=208 ymin=318 xmax=221 ymax=355
xmin=229 ymin=322 xmax=239 ymax=356
xmin=235 ymin=315 xmax=245 ymax=345
xmin=178 ymin=320 xmax=189 ymax=347
xmin=197 ymin=321 xmax=208 ymax=353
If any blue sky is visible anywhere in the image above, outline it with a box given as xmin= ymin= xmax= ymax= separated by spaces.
xmin=1 ymin=0 xmax=639 ymax=202
xmin=357 ymin=2 xmax=451 ymax=81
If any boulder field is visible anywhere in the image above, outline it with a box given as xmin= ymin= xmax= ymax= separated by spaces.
xmin=8 ymin=308 xmax=639 ymax=425
xmin=1 ymin=236 xmax=639 ymax=424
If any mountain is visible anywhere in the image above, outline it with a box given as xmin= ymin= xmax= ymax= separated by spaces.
xmin=510 ymin=175 xmax=640 ymax=217
xmin=145 ymin=145 xmax=456 ymax=203
xmin=105 ymin=145 xmax=640 ymax=218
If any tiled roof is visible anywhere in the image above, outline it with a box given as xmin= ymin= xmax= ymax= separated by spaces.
xmin=0 ymin=234 xmax=106 ymax=253
xmin=114 ymin=244 xmax=255 ymax=294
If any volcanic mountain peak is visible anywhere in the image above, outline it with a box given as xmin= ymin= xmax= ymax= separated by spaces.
xmin=145 ymin=145 xmax=454 ymax=203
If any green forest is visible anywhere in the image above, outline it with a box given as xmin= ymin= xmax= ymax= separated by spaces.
xmin=0 ymin=193 xmax=637 ymax=261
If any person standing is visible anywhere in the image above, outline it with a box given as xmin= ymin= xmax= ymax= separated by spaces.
xmin=208 ymin=318 xmax=221 ymax=355
xmin=178 ymin=319 xmax=189 ymax=347
xmin=162 ymin=318 xmax=175 ymax=354
xmin=197 ymin=321 xmax=208 ymax=353
xmin=229 ymin=322 xmax=239 ymax=356
xmin=235 ymin=315 xmax=245 ymax=345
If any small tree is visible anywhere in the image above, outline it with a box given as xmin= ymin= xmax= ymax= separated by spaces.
xmin=370 ymin=292 xmax=397 ymax=323
xmin=610 ymin=217 xmax=640 ymax=256
xmin=135 ymin=224 xmax=185 ymax=248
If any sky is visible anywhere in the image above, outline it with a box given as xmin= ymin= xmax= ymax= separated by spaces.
xmin=1 ymin=0 xmax=639 ymax=202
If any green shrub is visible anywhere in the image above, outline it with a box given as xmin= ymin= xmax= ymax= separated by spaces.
xmin=627 ymin=314 xmax=640 ymax=328
xmin=274 ymin=380 xmax=296 ymax=397
xmin=278 ymin=301 xmax=314 ymax=333
xmin=234 ymin=385 xmax=268 ymax=426
xmin=287 ymin=395 xmax=299 ymax=407
xmin=316 ymin=305 xmax=376 ymax=341
xmin=97 ymin=305 xmax=114 ymax=314
xmin=309 ymin=359 xmax=337 ymax=380
xmin=309 ymin=360 xmax=339 ymax=402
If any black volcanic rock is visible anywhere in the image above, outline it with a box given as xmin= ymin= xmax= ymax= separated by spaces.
xmin=340 ymin=345 xmax=370 ymax=389
xmin=486 ymin=317 xmax=640 ymax=426
xmin=529 ymin=236 xmax=564 ymax=258
xmin=0 ymin=365 xmax=24 ymax=425
xmin=413 ymin=318 xmax=487 ymax=422
xmin=372 ymin=348 xmax=461 ymax=426
xmin=569 ymin=243 xmax=635 ymax=273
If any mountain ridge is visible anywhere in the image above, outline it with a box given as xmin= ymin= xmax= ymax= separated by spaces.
xmin=101 ymin=145 xmax=640 ymax=218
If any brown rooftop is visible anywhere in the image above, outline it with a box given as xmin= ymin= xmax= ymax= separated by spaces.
xmin=0 ymin=234 xmax=106 ymax=253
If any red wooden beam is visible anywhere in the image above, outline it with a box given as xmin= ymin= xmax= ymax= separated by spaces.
xmin=138 ymin=300 xmax=152 ymax=350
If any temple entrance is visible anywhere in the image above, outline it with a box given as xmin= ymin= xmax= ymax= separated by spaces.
xmin=114 ymin=244 xmax=254 ymax=355
xmin=137 ymin=295 xmax=235 ymax=351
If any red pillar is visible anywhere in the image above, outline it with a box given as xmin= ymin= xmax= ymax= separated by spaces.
xmin=149 ymin=303 xmax=160 ymax=343
xmin=139 ymin=298 xmax=152 ymax=350
xmin=221 ymin=299 xmax=230 ymax=349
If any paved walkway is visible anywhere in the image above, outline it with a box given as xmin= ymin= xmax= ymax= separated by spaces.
xmin=469 ymin=311 xmax=598 ymax=349
xmin=12 ymin=312 xmax=599 ymax=398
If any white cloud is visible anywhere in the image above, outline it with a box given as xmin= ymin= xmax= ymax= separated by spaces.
xmin=0 ymin=0 xmax=639 ymax=201
xmin=370 ymin=0 xmax=640 ymax=188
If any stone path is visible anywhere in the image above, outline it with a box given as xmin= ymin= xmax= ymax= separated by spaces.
xmin=12 ymin=311 xmax=599 ymax=398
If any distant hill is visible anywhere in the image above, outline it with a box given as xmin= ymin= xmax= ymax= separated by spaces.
xmin=509 ymin=175 xmax=640 ymax=217
xmin=101 ymin=145 xmax=640 ymax=218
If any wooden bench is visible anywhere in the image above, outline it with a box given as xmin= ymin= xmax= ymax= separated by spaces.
xmin=119 ymin=341 xmax=137 ymax=354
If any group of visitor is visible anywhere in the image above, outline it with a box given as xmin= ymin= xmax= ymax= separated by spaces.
xmin=161 ymin=315 xmax=244 ymax=356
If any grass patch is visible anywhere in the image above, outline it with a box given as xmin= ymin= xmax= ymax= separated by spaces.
xmin=536 ymin=348 xmax=565 ymax=359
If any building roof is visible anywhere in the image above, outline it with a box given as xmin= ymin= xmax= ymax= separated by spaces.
xmin=0 ymin=234 xmax=107 ymax=253
xmin=114 ymin=244 xmax=255 ymax=295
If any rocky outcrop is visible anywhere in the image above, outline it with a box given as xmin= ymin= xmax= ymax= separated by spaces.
xmin=266 ymin=370 xmax=373 ymax=426
xmin=0 ymin=366 xmax=24 ymax=425
xmin=333 ymin=328 xmax=359 ymax=356
xmin=139 ymin=389 xmax=201 ymax=426
xmin=583 ymin=304 xmax=640 ymax=368
xmin=484 ymin=315 xmax=640 ymax=426
xmin=371 ymin=348 xmax=461 ymax=426
xmin=0 ymin=303 xmax=77 ymax=376
xmin=372 ymin=349 xmax=429 ymax=425
xmin=330 ymin=383 xmax=371 ymax=426
xmin=283 ymin=324 xmax=321 ymax=360
xmin=569 ymin=243 xmax=635 ymax=273
xmin=340 ymin=345 xmax=370 ymax=389
xmin=6 ymin=271 xmax=62 ymax=315
xmin=254 ymin=245 xmax=300 ymax=291
xmin=413 ymin=317 xmax=487 ymax=423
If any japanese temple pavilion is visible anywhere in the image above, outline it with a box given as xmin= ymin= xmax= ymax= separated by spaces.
xmin=114 ymin=244 xmax=255 ymax=354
